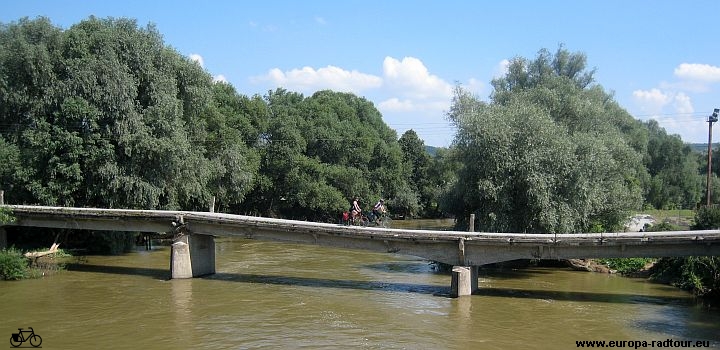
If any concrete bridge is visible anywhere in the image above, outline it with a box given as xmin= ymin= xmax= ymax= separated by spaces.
xmin=2 ymin=205 xmax=720 ymax=297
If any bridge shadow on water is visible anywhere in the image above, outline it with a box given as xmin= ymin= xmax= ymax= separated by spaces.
xmin=66 ymin=263 xmax=170 ymax=280
xmin=65 ymin=263 xmax=692 ymax=305
xmin=474 ymin=287 xmax=693 ymax=306
xmin=208 ymin=272 xmax=451 ymax=296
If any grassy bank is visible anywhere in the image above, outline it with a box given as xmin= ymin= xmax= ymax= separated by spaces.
xmin=0 ymin=247 xmax=72 ymax=280
xmin=636 ymin=209 xmax=695 ymax=230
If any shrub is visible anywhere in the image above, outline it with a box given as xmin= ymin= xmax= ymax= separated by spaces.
xmin=645 ymin=221 xmax=680 ymax=232
xmin=598 ymin=258 xmax=654 ymax=275
xmin=648 ymin=206 xmax=720 ymax=297
xmin=0 ymin=247 xmax=26 ymax=280
xmin=0 ymin=207 xmax=14 ymax=224
xmin=692 ymin=205 xmax=720 ymax=230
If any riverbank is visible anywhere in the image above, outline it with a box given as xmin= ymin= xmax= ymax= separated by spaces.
xmin=0 ymin=247 xmax=72 ymax=280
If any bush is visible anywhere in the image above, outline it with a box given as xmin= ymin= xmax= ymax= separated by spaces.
xmin=648 ymin=206 xmax=720 ymax=297
xmin=692 ymin=205 xmax=720 ymax=230
xmin=0 ymin=247 xmax=26 ymax=280
xmin=0 ymin=207 xmax=14 ymax=224
xmin=598 ymin=258 xmax=654 ymax=275
xmin=650 ymin=257 xmax=720 ymax=297
xmin=645 ymin=221 xmax=680 ymax=232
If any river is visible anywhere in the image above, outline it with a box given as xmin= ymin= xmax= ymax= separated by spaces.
xmin=1 ymin=220 xmax=719 ymax=349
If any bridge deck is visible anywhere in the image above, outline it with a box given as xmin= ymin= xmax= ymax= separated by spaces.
xmin=3 ymin=205 xmax=720 ymax=266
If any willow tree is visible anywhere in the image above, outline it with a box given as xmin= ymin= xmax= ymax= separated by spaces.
xmin=398 ymin=130 xmax=430 ymax=217
xmin=0 ymin=17 xmax=261 ymax=210
xmin=237 ymin=88 xmax=408 ymax=221
xmin=445 ymin=47 xmax=645 ymax=233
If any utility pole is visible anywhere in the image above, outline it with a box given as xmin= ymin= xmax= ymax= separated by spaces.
xmin=707 ymin=108 xmax=719 ymax=206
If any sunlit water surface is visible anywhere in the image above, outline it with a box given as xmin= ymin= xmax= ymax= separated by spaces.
xmin=1 ymin=221 xmax=718 ymax=349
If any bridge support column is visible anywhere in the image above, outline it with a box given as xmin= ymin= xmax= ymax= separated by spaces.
xmin=171 ymin=234 xmax=215 ymax=279
xmin=451 ymin=266 xmax=478 ymax=297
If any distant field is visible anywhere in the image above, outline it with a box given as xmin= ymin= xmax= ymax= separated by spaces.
xmin=687 ymin=143 xmax=718 ymax=153
xmin=635 ymin=208 xmax=695 ymax=230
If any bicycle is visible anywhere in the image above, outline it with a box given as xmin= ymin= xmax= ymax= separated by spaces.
xmin=364 ymin=211 xmax=392 ymax=228
xmin=10 ymin=327 xmax=42 ymax=348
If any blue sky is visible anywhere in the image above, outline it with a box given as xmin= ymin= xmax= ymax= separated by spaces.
xmin=3 ymin=0 xmax=720 ymax=147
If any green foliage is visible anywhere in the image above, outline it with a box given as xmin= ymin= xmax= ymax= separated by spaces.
xmin=693 ymin=205 xmax=720 ymax=229
xmin=643 ymin=120 xmax=702 ymax=209
xmin=651 ymin=257 xmax=720 ymax=297
xmin=237 ymin=88 xmax=409 ymax=220
xmin=647 ymin=206 xmax=720 ymax=297
xmin=644 ymin=221 xmax=681 ymax=232
xmin=0 ymin=16 xmax=422 ymax=226
xmin=0 ymin=247 xmax=26 ymax=280
xmin=0 ymin=16 xmax=703 ymax=245
xmin=398 ymin=130 xmax=429 ymax=216
xmin=426 ymin=147 xmax=460 ymax=217
xmin=67 ymin=231 xmax=137 ymax=255
xmin=598 ymin=258 xmax=654 ymax=275
xmin=388 ymin=182 xmax=421 ymax=218
xmin=0 ymin=207 xmax=14 ymax=224
xmin=446 ymin=47 xmax=644 ymax=233
xmin=0 ymin=16 xmax=260 ymax=210
xmin=599 ymin=208 xmax=675 ymax=274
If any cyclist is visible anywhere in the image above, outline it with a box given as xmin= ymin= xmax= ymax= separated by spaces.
xmin=372 ymin=198 xmax=386 ymax=224
xmin=350 ymin=197 xmax=362 ymax=224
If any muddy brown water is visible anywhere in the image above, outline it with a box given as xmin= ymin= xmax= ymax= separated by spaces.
xmin=1 ymin=219 xmax=719 ymax=349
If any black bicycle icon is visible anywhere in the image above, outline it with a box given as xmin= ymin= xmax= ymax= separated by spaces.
xmin=10 ymin=327 xmax=42 ymax=348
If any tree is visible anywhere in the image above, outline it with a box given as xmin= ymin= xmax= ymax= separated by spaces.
xmin=398 ymin=130 xmax=430 ymax=216
xmin=236 ymin=89 xmax=409 ymax=221
xmin=445 ymin=47 xmax=644 ymax=233
xmin=0 ymin=16 xmax=263 ymax=211
xmin=643 ymin=120 xmax=702 ymax=209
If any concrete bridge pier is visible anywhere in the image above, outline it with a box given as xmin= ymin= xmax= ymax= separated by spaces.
xmin=451 ymin=265 xmax=478 ymax=297
xmin=171 ymin=234 xmax=216 ymax=279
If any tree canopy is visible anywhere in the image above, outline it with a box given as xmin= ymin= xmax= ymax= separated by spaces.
xmin=446 ymin=47 xmax=647 ymax=233
xmin=0 ymin=17 xmax=412 ymax=221
xmin=0 ymin=17 xmax=710 ymax=229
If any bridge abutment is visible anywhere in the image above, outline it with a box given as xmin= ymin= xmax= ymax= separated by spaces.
xmin=451 ymin=265 xmax=478 ymax=297
xmin=171 ymin=234 xmax=216 ymax=279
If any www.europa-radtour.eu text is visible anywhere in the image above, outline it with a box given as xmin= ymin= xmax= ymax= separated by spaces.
xmin=575 ymin=339 xmax=711 ymax=348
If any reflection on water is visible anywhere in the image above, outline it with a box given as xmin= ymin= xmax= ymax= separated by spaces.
xmin=0 ymin=236 xmax=718 ymax=349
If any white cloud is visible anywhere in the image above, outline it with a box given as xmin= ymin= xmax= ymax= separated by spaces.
xmin=633 ymin=89 xmax=696 ymax=116
xmin=674 ymin=63 xmax=720 ymax=82
xmin=376 ymin=57 xmax=456 ymax=125
xmin=189 ymin=54 xmax=204 ymax=68
xmin=253 ymin=65 xmax=382 ymax=94
xmin=213 ymin=74 xmax=228 ymax=83
xmin=632 ymin=88 xmax=671 ymax=114
xmin=315 ymin=16 xmax=327 ymax=25
xmin=465 ymin=78 xmax=486 ymax=98
xmin=251 ymin=56 xmax=460 ymax=146
xmin=650 ymin=116 xmax=704 ymax=141
xmin=382 ymin=56 xmax=453 ymax=99
xmin=378 ymin=98 xmax=415 ymax=112
xmin=254 ymin=56 xmax=454 ymax=108
xmin=494 ymin=59 xmax=510 ymax=78
xmin=627 ymin=63 xmax=719 ymax=143
xmin=631 ymin=88 xmax=704 ymax=142
xmin=673 ymin=92 xmax=694 ymax=114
